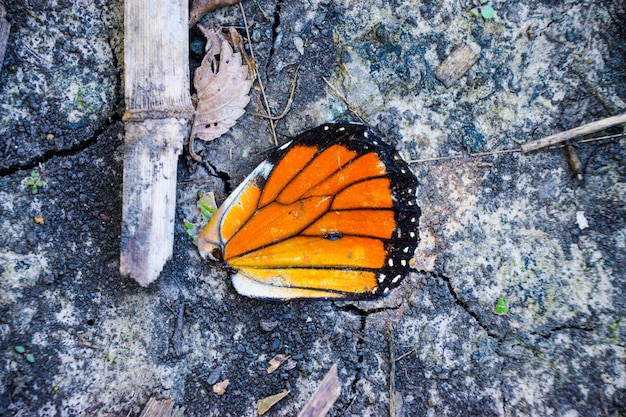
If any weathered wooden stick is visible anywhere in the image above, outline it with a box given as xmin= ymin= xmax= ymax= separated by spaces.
xmin=297 ymin=364 xmax=341 ymax=417
xmin=520 ymin=112 xmax=626 ymax=153
xmin=121 ymin=0 xmax=194 ymax=286
xmin=139 ymin=397 xmax=185 ymax=417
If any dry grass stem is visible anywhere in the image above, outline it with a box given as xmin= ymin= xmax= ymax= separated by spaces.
xmin=239 ymin=3 xmax=278 ymax=145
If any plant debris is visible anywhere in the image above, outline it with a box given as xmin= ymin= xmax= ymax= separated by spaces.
xmin=267 ymin=354 xmax=291 ymax=374
xmin=434 ymin=44 xmax=481 ymax=88
xmin=494 ymin=297 xmax=509 ymax=315
xmin=190 ymin=0 xmax=243 ymax=27
xmin=138 ymin=397 xmax=185 ymax=417
xmin=213 ymin=379 xmax=230 ymax=396
xmin=297 ymin=364 xmax=341 ymax=417
xmin=256 ymin=390 xmax=290 ymax=415
xmin=190 ymin=25 xmax=252 ymax=155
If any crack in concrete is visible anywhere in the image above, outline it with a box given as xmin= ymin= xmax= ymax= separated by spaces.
xmin=531 ymin=323 xmax=597 ymax=339
xmin=435 ymin=271 xmax=502 ymax=340
xmin=266 ymin=0 xmax=283 ymax=74
xmin=337 ymin=304 xmax=368 ymax=412
xmin=0 ymin=116 xmax=121 ymax=177
xmin=0 ymin=25 xmax=123 ymax=178
xmin=432 ymin=273 xmax=513 ymax=414
xmin=201 ymin=160 xmax=232 ymax=195
xmin=336 ymin=303 xmax=400 ymax=412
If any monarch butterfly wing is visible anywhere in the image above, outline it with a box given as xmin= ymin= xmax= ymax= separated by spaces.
xmin=196 ymin=159 xmax=273 ymax=260
xmin=198 ymin=124 xmax=420 ymax=300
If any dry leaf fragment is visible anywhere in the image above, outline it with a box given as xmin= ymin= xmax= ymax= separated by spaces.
xmin=213 ymin=379 xmax=230 ymax=395
xmin=283 ymin=358 xmax=297 ymax=371
xmin=191 ymin=25 xmax=252 ymax=143
xmin=190 ymin=0 xmax=243 ymax=27
xmin=267 ymin=354 xmax=291 ymax=374
xmin=257 ymin=390 xmax=290 ymax=415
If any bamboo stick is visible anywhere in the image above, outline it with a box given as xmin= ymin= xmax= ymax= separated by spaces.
xmin=120 ymin=0 xmax=194 ymax=286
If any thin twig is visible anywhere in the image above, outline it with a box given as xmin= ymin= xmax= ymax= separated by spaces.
xmin=189 ymin=136 xmax=203 ymax=162
xmin=395 ymin=347 xmax=418 ymax=362
xmin=178 ymin=178 xmax=217 ymax=185
xmin=226 ymin=26 xmax=256 ymax=82
xmin=320 ymin=76 xmax=366 ymax=124
xmin=240 ymin=3 xmax=278 ymax=145
xmin=578 ymin=132 xmax=625 ymax=143
xmin=407 ymin=132 xmax=624 ymax=164
xmin=253 ymin=0 xmax=270 ymax=20
xmin=520 ymin=112 xmax=626 ymax=153
xmin=388 ymin=325 xmax=396 ymax=417
xmin=250 ymin=65 xmax=300 ymax=121
xmin=408 ymin=148 xmax=518 ymax=164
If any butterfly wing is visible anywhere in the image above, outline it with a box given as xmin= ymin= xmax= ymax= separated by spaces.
xmin=198 ymin=123 xmax=420 ymax=300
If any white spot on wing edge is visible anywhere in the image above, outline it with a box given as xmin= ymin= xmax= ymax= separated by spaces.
xmin=278 ymin=140 xmax=293 ymax=151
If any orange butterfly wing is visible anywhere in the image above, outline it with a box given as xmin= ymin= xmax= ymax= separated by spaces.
xmin=197 ymin=124 xmax=420 ymax=300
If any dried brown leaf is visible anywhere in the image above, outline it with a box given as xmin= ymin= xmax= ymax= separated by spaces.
xmin=190 ymin=0 xmax=243 ymax=27
xmin=191 ymin=25 xmax=252 ymax=143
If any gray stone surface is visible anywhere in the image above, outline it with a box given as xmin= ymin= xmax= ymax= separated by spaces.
xmin=1 ymin=0 xmax=624 ymax=416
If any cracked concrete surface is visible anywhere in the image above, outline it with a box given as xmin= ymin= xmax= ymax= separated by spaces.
xmin=1 ymin=0 xmax=625 ymax=415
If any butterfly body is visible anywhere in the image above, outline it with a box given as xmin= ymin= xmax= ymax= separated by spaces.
xmin=198 ymin=123 xmax=421 ymax=300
